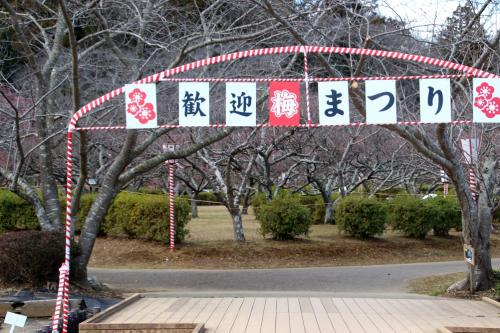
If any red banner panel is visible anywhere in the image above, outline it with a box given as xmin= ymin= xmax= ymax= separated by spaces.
xmin=269 ymin=81 xmax=300 ymax=126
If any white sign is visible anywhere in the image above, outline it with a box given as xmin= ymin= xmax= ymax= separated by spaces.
xmin=473 ymin=78 xmax=500 ymax=123
xmin=365 ymin=80 xmax=397 ymax=124
xmin=5 ymin=312 xmax=27 ymax=332
xmin=318 ymin=82 xmax=350 ymax=125
xmin=461 ymin=138 xmax=480 ymax=165
xmin=179 ymin=82 xmax=210 ymax=126
xmin=464 ymin=244 xmax=475 ymax=266
xmin=125 ymin=84 xmax=158 ymax=129
xmin=419 ymin=79 xmax=451 ymax=123
xmin=439 ymin=169 xmax=449 ymax=183
xmin=225 ymin=83 xmax=256 ymax=126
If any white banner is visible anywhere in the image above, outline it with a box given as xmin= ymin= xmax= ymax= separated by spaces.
xmin=318 ymin=82 xmax=350 ymax=125
xmin=125 ymin=84 xmax=158 ymax=129
xmin=365 ymin=80 xmax=397 ymax=124
xmin=225 ymin=82 xmax=256 ymax=126
xmin=473 ymin=78 xmax=500 ymax=123
xmin=179 ymin=82 xmax=210 ymax=126
xmin=419 ymin=79 xmax=451 ymax=123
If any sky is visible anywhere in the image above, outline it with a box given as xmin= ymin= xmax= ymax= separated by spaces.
xmin=378 ymin=0 xmax=500 ymax=39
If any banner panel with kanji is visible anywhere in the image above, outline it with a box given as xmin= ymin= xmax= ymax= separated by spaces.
xmin=269 ymin=81 xmax=300 ymax=126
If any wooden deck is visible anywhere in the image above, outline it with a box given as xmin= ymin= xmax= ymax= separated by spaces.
xmin=86 ymin=295 xmax=500 ymax=333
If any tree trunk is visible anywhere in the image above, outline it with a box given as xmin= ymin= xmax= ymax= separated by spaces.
xmin=230 ymin=207 xmax=245 ymax=242
xmin=241 ymin=190 xmax=251 ymax=215
xmin=188 ymin=189 xmax=198 ymax=218
xmin=324 ymin=201 xmax=334 ymax=225
xmin=450 ymin=159 xmax=494 ymax=292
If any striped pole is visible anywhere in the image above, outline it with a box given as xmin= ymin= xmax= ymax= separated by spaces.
xmin=302 ymin=46 xmax=312 ymax=126
xmin=469 ymin=166 xmax=477 ymax=200
xmin=443 ymin=182 xmax=449 ymax=197
xmin=169 ymin=160 xmax=175 ymax=252
xmin=51 ymin=263 xmax=68 ymax=333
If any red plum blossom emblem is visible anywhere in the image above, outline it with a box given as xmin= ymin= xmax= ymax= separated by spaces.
xmin=475 ymin=82 xmax=500 ymax=119
xmin=126 ymin=88 xmax=156 ymax=124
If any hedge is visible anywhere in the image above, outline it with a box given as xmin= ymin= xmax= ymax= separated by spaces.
xmin=335 ymin=196 xmax=386 ymax=238
xmin=0 ymin=190 xmax=39 ymax=233
xmin=258 ymin=196 xmax=312 ymax=240
xmin=387 ymin=196 xmax=461 ymax=238
xmin=0 ymin=230 xmax=80 ymax=285
xmin=0 ymin=190 xmax=191 ymax=244
xmin=103 ymin=192 xmax=190 ymax=244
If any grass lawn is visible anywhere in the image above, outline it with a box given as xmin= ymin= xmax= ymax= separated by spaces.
xmin=89 ymin=205 xmax=500 ymax=269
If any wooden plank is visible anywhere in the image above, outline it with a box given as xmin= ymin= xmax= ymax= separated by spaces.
xmin=299 ymin=298 xmax=320 ymax=333
xmin=443 ymin=300 xmax=500 ymax=328
xmin=202 ymin=298 xmax=233 ymax=333
xmin=81 ymin=294 xmax=142 ymax=324
xmin=194 ymin=298 xmax=223 ymax=324
xmin=143 ymin=298 xmax=178 ymax=323
xmin=151 ymin=297 xmax=184 ymax=323
xmin=309 ymin=298 xmax=335 ymax=333
xmin=289 ymin=298 xmax=306 ymax=333
xmin=373 ymin=299 xmax=424 ymax=333
xmin=213 ymin=298 xmax=244 ymax=333
xmin=245 ymin=297 xmax=265 ymax=333
xmin=383 ymin=299 xmax=426 ymax=332
xmin=332 ymin=298 xmax=365 ymax=333
xmin=229 ymin=297 xmax=255 ymax=333
xmin=79 ymin=321 xmax=205 ymax=333
xmin=363 ymin=298 xmax=409 ymax=333
xmin=181 ymin=298 xmax=211 ymax=323
xmin=275 ymin=298 xmax=290 ymax=333
xmin=342 ymin=298 xmax=380 ymax=333
xmin=353 ymin=298 xmax=395 ymax=333
xmin=320 ymin=298 xmax=351 ymax=333
xmin=168 ymin=298 xmax=201 ymax=323
xmin=260 ymin=298 xmax=277 ymax=333
xmin=119 ymin=297 xmax=162 ymax=323
xmin=319 ymin=298 xmax=339 ymax=314
xmin=394 ymin=299 xmax=439 ymax=332
xmin=413 ymin=299 xmax=465 ymax=329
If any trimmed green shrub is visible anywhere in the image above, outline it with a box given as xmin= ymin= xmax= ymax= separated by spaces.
xmin=426 ymin=197 xmax=461 ymax=236
xmin=387 ymin=196 xmax=433 ymax=239
xmin=1 ymin=190 xmax=190 ymax=243
xmin=312 ymin=197 xmax=326 ymax=224
xmin=103 ymin=193 xmax=190 ymax=244
xmin=195 ymin=191 xmax=220 ymax=205
xmin=74 ymin=193 xmax=97 ymax=233
xmin=258 ymin=196 xmax=312 ymax=240
xmin=335 ymin=196 xmax=386 ymax=238
xmin=0 ymin=231 xmax=80 ymax=285
xmin=387 ymin=196 xmax=461 ymax=238
xmin=0 ymin=190 xmax=39 ymax=233
xmin=296 ymin=195 xmax=321 ymax=215
xmin=251 ymin=192 xmax=268 ymax=221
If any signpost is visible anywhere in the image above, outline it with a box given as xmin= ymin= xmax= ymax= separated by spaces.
xmin=464 ymin=244 xmax=475 ymax=293
xmin=440 ymin=170 xmax=449 ymax=197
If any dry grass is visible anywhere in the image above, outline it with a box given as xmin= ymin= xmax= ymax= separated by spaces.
xmin=407 ymin=272 xmax=467 ymax=296
xmin=89 ymin=205 xmax=500 ymax=269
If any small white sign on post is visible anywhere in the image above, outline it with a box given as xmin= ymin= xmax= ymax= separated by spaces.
xmin=464 ymin=244 xmax=475 ymax=266
xmin=4 ymin=312 xmax=27 ymax=333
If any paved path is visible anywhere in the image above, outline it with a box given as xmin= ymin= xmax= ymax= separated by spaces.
xmin=89 ymin=259 xmax=500 ymax=297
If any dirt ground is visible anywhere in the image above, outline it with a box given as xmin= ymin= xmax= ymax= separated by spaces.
xmin=89 ymin=206 xmax=500 ymax=269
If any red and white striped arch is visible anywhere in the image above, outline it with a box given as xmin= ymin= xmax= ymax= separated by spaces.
xmin=53 ymin=46 xmax=498 ymax=333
